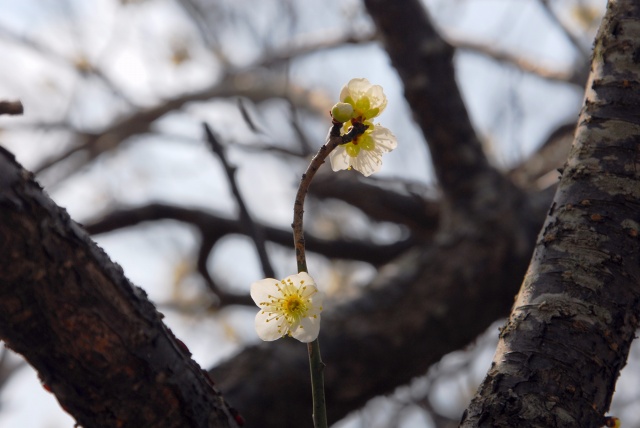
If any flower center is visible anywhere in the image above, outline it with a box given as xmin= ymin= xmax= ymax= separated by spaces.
xmin=283 ymin=295 xmax=305 ymax=316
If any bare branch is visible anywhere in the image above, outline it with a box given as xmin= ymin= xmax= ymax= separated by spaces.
xmin=447 ymin=35 xmax=589 ymax=87
xmin=83 ymin=203 xmax=416 ymax=266
xmin=203 ymin=122 xmax=275 ymax=278
xmin=310 ymin=172 xmax=439 ymax=238
xmin=195 ymin=232 xmax=254 ymax=307
xmin=364 ymin=0 xmax=514 ymax=223
xmin=0 ymin=29 xmax=134 ymax=105
xmin=508 ymin=122 xmax=575 ymax=189
xmin=538 ymin=0 xmax=592 ymax=60
xmin=33 ymin=73 xmax=332 ymax=177
xmin=31 ymin=30 xmax=375 ymax=178
xmin=0 ymin=100 xmax=24 ymax=116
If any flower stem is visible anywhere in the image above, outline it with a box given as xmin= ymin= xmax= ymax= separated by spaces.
xmin=292 ymin=120 xmax=367 ymax=428
xmin=293 ymin=120 xmax=367 ymax=273
xmin=307 ymin=339 xmax=327 ymax=428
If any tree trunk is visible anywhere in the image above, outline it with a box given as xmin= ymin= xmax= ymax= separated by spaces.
xmin=0 ymin=147 xmax=239 ymax=428
xmin=461 ymin=1 xmax=640 ymax=426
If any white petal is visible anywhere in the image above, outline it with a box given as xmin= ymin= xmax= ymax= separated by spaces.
xmin=329 ymin=146 xmax=351 ymax=172
xmin=291 ymin=315 xmax=321 ymax=343
xmin=287 ymin=271 xmax=316 ymax=287
xmin=370 ymin=125 xmax=398 ymax=151
xmin=364 ymin=85 xmax=388 ymax=113
xmin=254 ymin=310 xmax=286 ymax=341
xmin=352 ymin=150 xmax=382 ymax=177
xmin=345 ymin=78 xmax=372 ymax=100
xmin=308 ymin=290 xmax=325 ymax=311
xmin=250 ymin=278 xmax=281 ymax=305
xmin=339 ymin=83 xmax=351 ymax=102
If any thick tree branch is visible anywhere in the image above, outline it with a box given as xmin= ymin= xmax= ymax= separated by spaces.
xmin=364 ymin=0 xmax=513 ymax=225
xmin=0 ymin=147 xmax=238 ymax=428
xmin=461 ymin=2 xmax=640 ymax=426
xmin=309 ymin=173 xmax=439 ymax=238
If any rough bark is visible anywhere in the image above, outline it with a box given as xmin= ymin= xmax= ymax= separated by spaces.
xmin=461 ymin=1 xmax=640 ymax=427
xmin=0 ymin=147 xmax=238 ymax=428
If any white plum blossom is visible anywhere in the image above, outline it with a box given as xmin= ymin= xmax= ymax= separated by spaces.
xmin=329 ymin=78 xmax=398 ymax=176
xmin=250 ymin=272 xmax=324 ymax=343
xmin=339 ymin=77 xmax=388 ymax=121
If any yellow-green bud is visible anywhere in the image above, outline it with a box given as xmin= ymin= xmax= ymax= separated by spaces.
xmin=331 ymin=102 xmax=354 ymax=123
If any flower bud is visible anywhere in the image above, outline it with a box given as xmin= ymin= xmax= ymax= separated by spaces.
xmin=331 ymin=102 xmax=354 ymax=123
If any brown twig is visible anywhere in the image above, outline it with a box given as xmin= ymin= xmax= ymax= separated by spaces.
xmin=292 ymin=121 xmax=367 ymax=273
xmin=203 ymin=122 xmax=275 ymax=278
xmin=447 ymin=35 xmax=589 ymax=87
xmin=0 ymin=100 xmax=23 ymax=116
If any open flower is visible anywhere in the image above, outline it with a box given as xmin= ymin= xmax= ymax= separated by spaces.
xmin=250 ymin=272 xmax=324 ymax=343
xmin=330 ymin=78 xmax=397 ymax=176
xmin=339 ymin=77 xmax=388 ymax=121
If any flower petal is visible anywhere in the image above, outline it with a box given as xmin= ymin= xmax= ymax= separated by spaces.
xmin=351 ymin=149 xmax=382 ymax=177
xmin=343 ymin=78 xmax=372 ymax=101
xmin=369 ymin=125 xmax=397 ymax=151
xmin=364 ymin=85 xmax=387 ymax=115
xmin=329 ymin=146 xmax=351 ymax=172
xmin=291 ymin=314 xmax=321 ymax=342
xmin=309 ymin=289 xmax=325 ymax=306
xmin=250 ymin=278 xmax=281 ymax=305
xmin=254 ymin=310 xmax=286 ymax=341
xmin=287 ymin=271 xmax=316 ymax=287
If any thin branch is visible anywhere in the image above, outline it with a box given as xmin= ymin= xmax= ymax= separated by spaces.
xmin=174 ymin=0 xmax=230 ymax=64
xmin=83 ymin=203 xmax=415 ymax=266
xmin=0 ymin=100 xmax=24 ymax=116
xmin=253 ymin=31 xmax=375 ymax=69
xmin=508 ymin=122 xmax=575 ymax=189
xmin=447 ymin=35 xmax=589 ymax=87
xmin=30 ymin=30 xmax=374 ymax=178
xmin=33 ymin=73 xmax=332 ymax=177
xmin=0 ymin=29 xmax=134 ymax=105
xmin=203 ymin=122 xmax=275 ymax=278
xmin=291 ymin=121 xmax=367 ymax=428
xmin=538 ymin=0 xmax=592 ymax=60
xmin=292 ymin=121 xmax=367 ymax=273
xmin=287 ymin=98 xmax=316 ymax=155
xmin=195 ymin=232 xmax=253 ymax=307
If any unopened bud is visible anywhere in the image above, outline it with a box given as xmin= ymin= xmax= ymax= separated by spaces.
xmin=331 ymin=102 xmax=354 ymax=123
